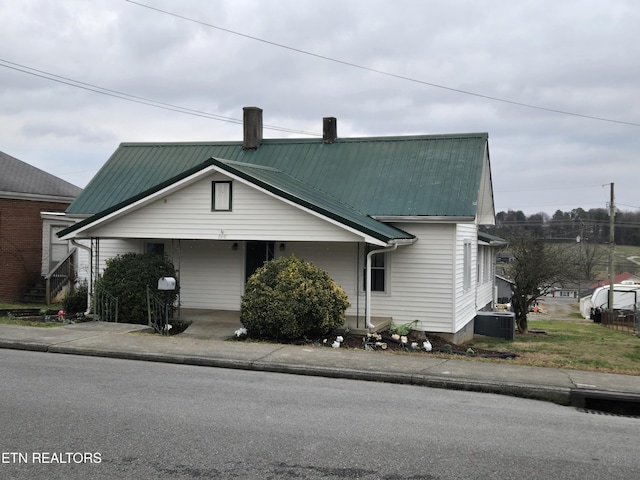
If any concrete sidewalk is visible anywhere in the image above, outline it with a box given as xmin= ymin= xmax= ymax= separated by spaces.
xmin=1 ymin=320 xmax=639 ymax=411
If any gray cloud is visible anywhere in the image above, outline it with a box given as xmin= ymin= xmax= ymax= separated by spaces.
xmin=0 ymin=0 xmax=638 ymax=213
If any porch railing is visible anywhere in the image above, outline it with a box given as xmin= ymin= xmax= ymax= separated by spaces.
xmin=94 ymin=284 xmax=118 ymax=323
xmin=45 ymin=248 xmax=76 ymax=305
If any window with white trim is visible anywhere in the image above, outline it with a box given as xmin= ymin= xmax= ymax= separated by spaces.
xmin=212 ymin=181 xmax=232 ymax=211
xmin=363 ymin=246 xmax=386 ymax=292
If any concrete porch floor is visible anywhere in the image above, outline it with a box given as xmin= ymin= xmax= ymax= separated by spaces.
xmin=177 ymin=308 xmax=391 ymax=340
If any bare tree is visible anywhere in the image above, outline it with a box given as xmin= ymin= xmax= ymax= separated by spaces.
xmin=574 ymin=239 xmax=607 ymax=283
xmin=505 ymin=233 xmax=573 ymax=333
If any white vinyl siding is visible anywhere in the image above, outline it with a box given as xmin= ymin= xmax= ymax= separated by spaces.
xmin=73 ymin=240 xmax=91 ymax=286
xmin=476 ymin=147 xmax=495 ymax=226
xmin=179 ymin=240 xmax=244 ymax=310
xmin=41 ymin=220 xmax=67 ymax=275
xmin=173 ymin=241 xmax=355 ymax=311
xmin=454 ymin=223 xmax=478 ymax=332
xmin=95 ymin=239 xmax=142 ymax=276
xmin=280 ymin=242 xmax=359 ymax=316
xmin=352 ymin=223 xmax=457 ymax=333
xmin=86 ymin=173 xmax=362 ymax=242
xmin=83 ymin=224 xmax=484 ymax=335
xmin=476 ymin=244 xmax=496 ymax=310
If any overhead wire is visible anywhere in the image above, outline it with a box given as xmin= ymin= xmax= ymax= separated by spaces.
xmin=125 ymin=0 xmax=640 ymax=128
xmin=2 ymin=2 xmax=639 ymax=135
xmin=0 ymin=58 xmax=321 ymax=137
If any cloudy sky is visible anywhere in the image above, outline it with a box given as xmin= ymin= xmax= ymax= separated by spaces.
xmin=1 ymin=0 xmax=639 ymax=216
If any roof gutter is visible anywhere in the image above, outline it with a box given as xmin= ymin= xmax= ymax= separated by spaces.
xmin=0 ymin=191 xmax=77 ymax=203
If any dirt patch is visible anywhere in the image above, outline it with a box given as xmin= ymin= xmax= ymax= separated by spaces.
xmin=336 ymin=332 xmax=517 ymax=358
xmin=528 ymin=297 xmax=580 ymax=320
xmin=247 ymin=329 xmax=519 ymax=359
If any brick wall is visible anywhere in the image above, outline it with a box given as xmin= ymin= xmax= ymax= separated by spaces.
xmin=0 ymin=198 xmax=71 ymax=302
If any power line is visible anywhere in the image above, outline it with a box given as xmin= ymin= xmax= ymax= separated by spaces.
xmin=0 ymin=58 xmax=321 ymax=137
xmin=125 ymin=0 xmax=640 ymax=129
xmin=618 ymin=202 xmax=640 ymax=210
xmin=495 ymin=184 xmax=605 ymax=194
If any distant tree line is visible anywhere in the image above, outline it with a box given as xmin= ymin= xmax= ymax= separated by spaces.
xmin=485 ymin=207 xmax=640 ymax=246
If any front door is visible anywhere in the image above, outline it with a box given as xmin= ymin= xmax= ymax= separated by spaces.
xmin=245 ymin=241 xmax=275 ymax=282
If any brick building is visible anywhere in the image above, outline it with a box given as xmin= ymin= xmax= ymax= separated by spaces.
xmin=0 ymin=151 xmax=81 ymax=302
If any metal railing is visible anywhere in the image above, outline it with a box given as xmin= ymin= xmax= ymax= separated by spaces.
xmin=601 ymin=310 xmax=639 ymax=336
xmin=94 ymin=284 xmax=118 ymax=323
xmin=44 ymin=248 xmax=76 ymax=305
xmin=147 ymin=286 xmax=170 ymax=335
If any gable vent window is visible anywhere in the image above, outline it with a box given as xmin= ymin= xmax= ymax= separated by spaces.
xmin=212 ymin=181 xmax=232 ymax=211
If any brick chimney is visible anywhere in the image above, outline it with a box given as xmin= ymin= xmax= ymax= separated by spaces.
xmin=323 ymin=117 xmax=337 ymax=144
xmin=243 ymin=107 xmax=263 ymax=150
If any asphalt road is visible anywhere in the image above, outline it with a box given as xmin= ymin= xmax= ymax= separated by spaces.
xmin=1 ymin=349 xmax=638 ymax=479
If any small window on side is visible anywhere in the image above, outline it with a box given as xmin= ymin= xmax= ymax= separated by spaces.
xmin=463 ymin=240 xmax=472 ymax=291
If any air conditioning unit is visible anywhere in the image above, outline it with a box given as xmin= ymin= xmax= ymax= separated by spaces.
xmin=474 ymin=311 xmax=515 ymax=340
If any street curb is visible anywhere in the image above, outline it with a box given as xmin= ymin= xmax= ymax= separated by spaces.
xmin=5 ymin=341 xmax=639 ymax=412
xmin=39 ymin=344 xmax=573 ymax=406
xmin=0 ymin=340 xmax=49 ymax=352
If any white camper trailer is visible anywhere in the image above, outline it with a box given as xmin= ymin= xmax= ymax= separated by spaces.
xmin=589 ymin=283 xmax=640 ymax=321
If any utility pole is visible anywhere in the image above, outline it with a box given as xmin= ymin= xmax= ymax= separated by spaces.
xmin=608 ymin=182 xmax=615 ymax=316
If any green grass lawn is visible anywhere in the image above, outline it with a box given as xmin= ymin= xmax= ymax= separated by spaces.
xmin=0 ymin=303 xmax=63 ymax=327
xmin=469 ymin=319 xmax=640 ymax=375
xmin=0 ymin=317 xmax=61 ymax=327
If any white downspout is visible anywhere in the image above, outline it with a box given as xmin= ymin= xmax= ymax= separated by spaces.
xmin=70 ymin=239 xmax=92 ymax=315
xmin=366 ymin=243 xmax=398 ymax=329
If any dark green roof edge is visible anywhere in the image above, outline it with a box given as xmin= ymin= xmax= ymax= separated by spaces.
xmin=59 ymin=156 xmax=414 ymax=243
xmin=58 ymin=159 xmax=218 ymax=238
xmin=211 ymin=159 xmax=414 ymax=243
xmin=478 ymin=231 xmax=508 ymax=245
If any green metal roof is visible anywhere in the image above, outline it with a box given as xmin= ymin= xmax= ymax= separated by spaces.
xmin=60 ymin=157 xmax=414 ymax=242
xmin=67 ymin=133 xmax=489 ymax=218
xmin=213 ymin=159 xmax=414 ymax=242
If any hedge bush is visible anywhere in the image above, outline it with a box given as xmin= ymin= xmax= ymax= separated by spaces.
xmin=240 ymin=255 xmax=349 ymax=340
xmin=95 ymin=253 xmax=178 ymax=324
xmin=62 ymin=281 xmax=88 ymax=315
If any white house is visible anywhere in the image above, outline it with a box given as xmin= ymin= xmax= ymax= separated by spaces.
xmin=60 ymin=108 xmax=504 ymax=342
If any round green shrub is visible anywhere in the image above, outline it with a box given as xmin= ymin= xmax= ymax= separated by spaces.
xmin=95 ymin=253 xmax=178 ymax=324
xmin=240 ymin=255 xmax=349 ymax=340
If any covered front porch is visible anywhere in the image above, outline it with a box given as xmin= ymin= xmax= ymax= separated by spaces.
xmin=178 ymin=309 xmax=392 ymax=340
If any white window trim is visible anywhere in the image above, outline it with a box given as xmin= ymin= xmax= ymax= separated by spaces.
xmin=212 ymin=181 xmax=232 ymax=211
xmin=362 ymin=247 xmax=390 ymax=294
